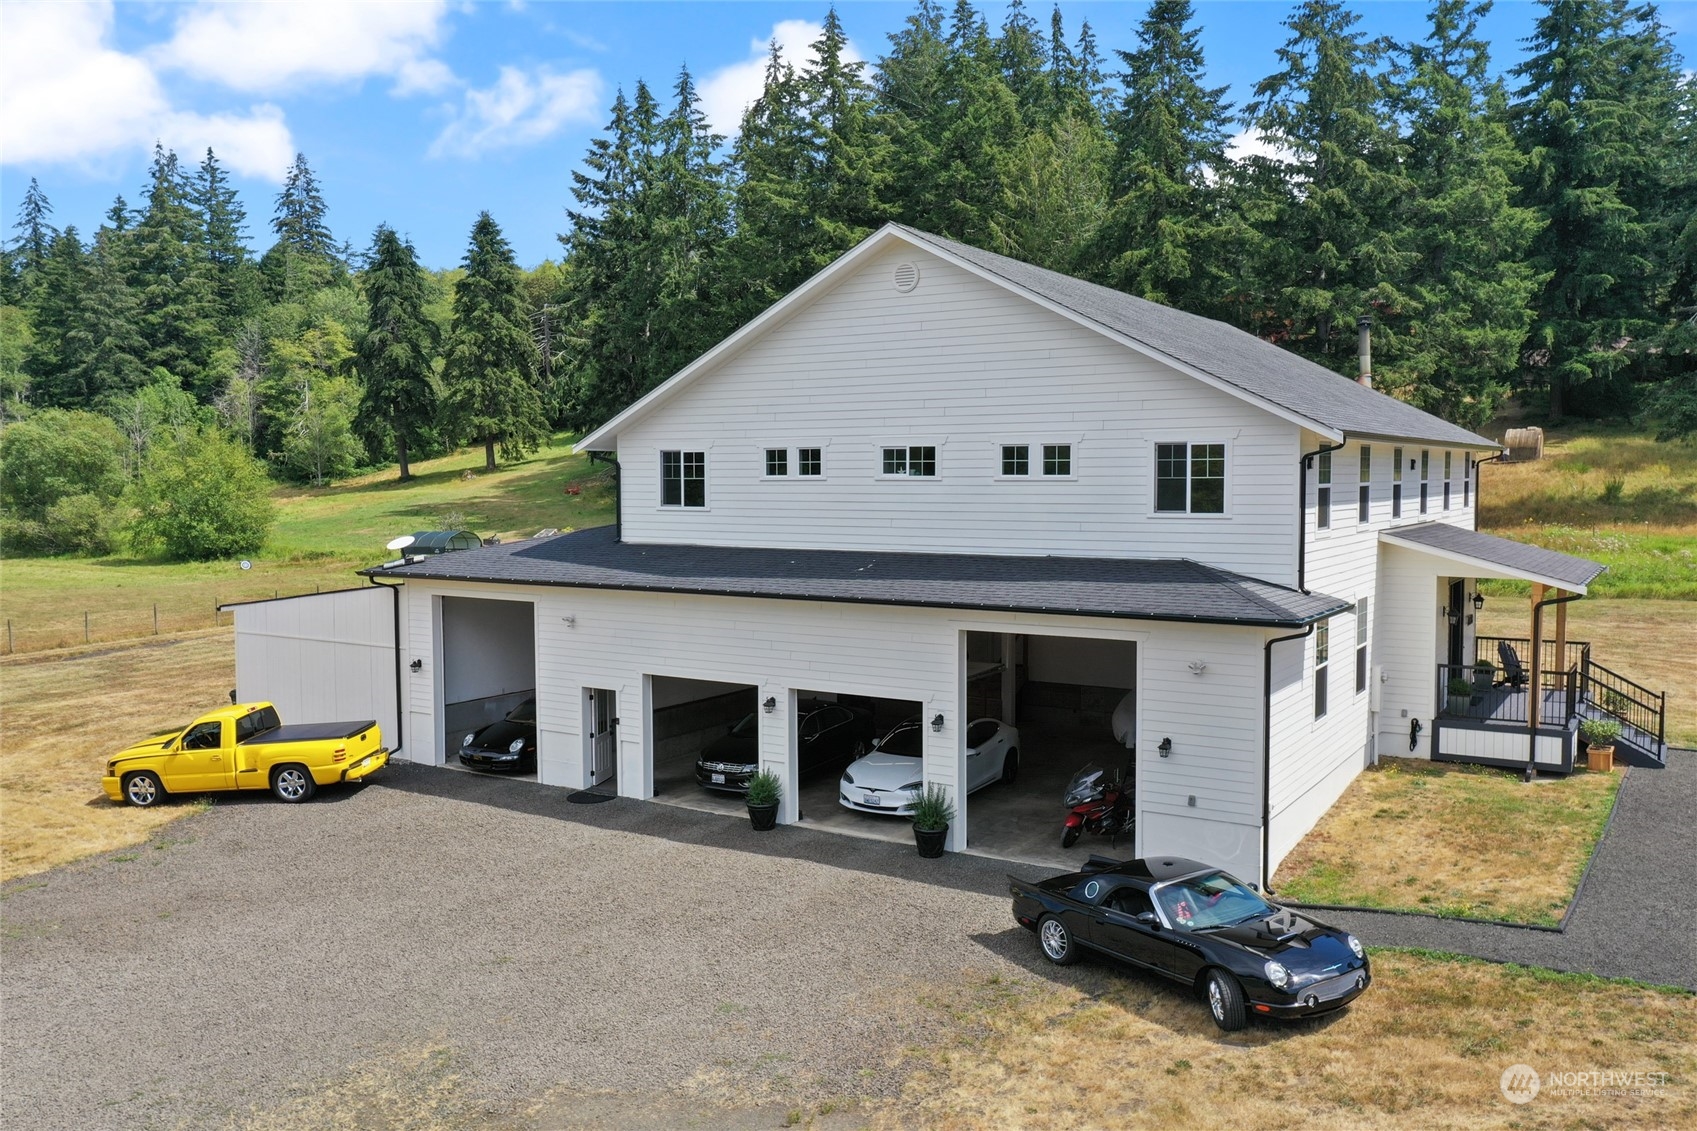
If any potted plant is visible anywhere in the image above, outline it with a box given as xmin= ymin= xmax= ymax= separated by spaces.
xmin=745 ymin=769 xmax=781 ymax=830
xmin=1579 ymin=718 xmax=1620 ymax=773
xmin=1446 ymin=676 xmax=1473 ymax=713
xmin=910 ymin=783 xmax=954 ymax=858
xmin=1472 ymin=660 xmax=1495 ymax=690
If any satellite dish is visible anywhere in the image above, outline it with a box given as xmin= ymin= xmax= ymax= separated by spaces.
xmin=240 ymin=560 xmax=252 ymax=571
xmin=386 ymin=535 xmax=417 ymax=552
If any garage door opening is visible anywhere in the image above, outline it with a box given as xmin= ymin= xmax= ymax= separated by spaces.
xmin=440 ymin=596 xmax=537 ymax=780
xmin=648 ymin=676 xmax=757 ymax=817
xmin=796 ymin=693 xmax=922 ymax=845
xmin=961 ymin=631 xmax=1136 ymax=869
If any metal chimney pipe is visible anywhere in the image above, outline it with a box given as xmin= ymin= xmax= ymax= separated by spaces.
xmin=1357 ymin=315 xmax=1373 ymax=389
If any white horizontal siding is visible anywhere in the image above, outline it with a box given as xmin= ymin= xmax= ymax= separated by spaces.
xmin=618 ymin=243 xmax=1301 ymax=583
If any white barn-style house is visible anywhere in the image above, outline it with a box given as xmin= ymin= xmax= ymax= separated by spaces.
xmin=230 ymin=224 xmax=1665 ymax=883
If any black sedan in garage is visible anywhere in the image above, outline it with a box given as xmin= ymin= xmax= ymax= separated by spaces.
xmin=696 ymin=698 xmax=873 ymax=793
xmin=1009 ymin=855 xmax=1370 ymax=1030
xmin=459 ymin=698 xmax=537 ymax=772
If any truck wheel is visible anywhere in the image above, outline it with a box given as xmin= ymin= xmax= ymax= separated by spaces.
xmin=271 ymin=765 xmax=317 ymax=803
xmin=124 ymin=771 xmax=166 ymax=808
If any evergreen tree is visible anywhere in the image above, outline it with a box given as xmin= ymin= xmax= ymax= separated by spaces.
xmin=264 ymin=152 xmax=343 ymax=302
xmin=997 ymin=0 xmax=1050 ymax=125
xmin=357 ymin=225 xmax=440 ymax=480
xmin=442 ymin=212 xmax=544 ymax=470
xmin=129 ymin=144 xmax=222 ymax=397
xmin=804 ymin=8 xmax=894 ymax=244
xmin=65 ymin=218 xmax=148 ymax=407
xmin=6 ymin=177 xmax=58 ymax=304
xmin=22 ymin=227 xmax=89 ymax=406
xmin=192 ymin=148 xmax=261 ymax=329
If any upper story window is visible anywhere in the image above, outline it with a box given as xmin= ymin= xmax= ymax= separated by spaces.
xmin=661 ymin=450 xmax=706 ymax=507
xmin=1315 ymin=450 xmax=1333 ymax=529
xmin=1001 ymin=445 xmax=1029 ymax=476
xmin=1355 ymin=597 xmax=1370 ymax=694
xmin=1043 ymin=444 xmax=1072 ymax=476
xmin=1464 ymin=454 xmax=1472 ymax=506
xmin=1419 ymin=449 xmax=1431 ymax=514
xmin=1392 ymin=446 xmax=1404 ymax=518
xmin=1443 ymin=450 xmax=1453 ymax=510
xmin=798 ymin=447 xmax=822 ymax=476
xmin=765 ymin=448 xmax=788 ymax=477
xmin=882 ymin=445 xmax=936 ymax=477
xmin=1358 ymin=445 xmax=1372 ymax=523
xmin=1155 ymin=442 xmax=1225 ymax=514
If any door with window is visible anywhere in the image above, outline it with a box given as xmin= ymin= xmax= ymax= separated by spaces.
xmin=587 ymin=690 xmax=617 ymax=786
xmin=1447 ymin=580 xmax=1466 ymax=669
xmin=172 ymin=720 xmax=233 ymax=791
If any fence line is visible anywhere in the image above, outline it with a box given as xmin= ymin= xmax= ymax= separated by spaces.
xmin=2 ymin=583 xmax=326 ymax=656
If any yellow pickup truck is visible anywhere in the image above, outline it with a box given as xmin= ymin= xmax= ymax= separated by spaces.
xmin=102 ymin=702 xmax=388 ymax=807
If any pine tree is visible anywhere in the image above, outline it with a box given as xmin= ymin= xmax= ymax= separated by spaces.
xmin=264 ymin=153 xmax=343 ymax=302
xmin=22 ymin=227 xmax=88 ymax=406
xmin=65 ymin=218 xmax=148 ymax=407
xmin=357 ymin=225 xmax=440 ymax=480
xmin=442 ymin=212 xmax=544 ymax=470
xmin=997 ymin=0 xmax=1050 ymax=125
xmin=6 ymin=177 xmax=58 ymax=304
xmin=128 ymin=144 xmax=222 ymax=398
xmin=192 ymin=148 xmax=261 ymax=330
xmin=805 ymin=8 xmax=894 ymax=245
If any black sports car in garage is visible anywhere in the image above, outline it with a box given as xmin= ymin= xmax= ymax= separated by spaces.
xmin=1009 ymin=855 xmax=1370 ymax=1031
xmin=459 ymin=698 xmax=537 ymax=772
xmin=696 ymin=698 xmax=873 ymax=793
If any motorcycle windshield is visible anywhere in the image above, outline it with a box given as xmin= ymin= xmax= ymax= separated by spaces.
xmin=1063 ymin=765 xmax=1106 ymax=807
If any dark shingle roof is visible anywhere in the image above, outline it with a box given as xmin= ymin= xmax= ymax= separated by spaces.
xmin=1381 ymin=522 xmax=1607 ymax=591
xmin=896 ymin=225 xmax=1497 ymax=450
xmin=363 ymin=525 xmax=1351 ymax=628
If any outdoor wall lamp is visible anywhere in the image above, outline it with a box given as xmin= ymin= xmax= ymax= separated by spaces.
xmin=1187 ymin=660 xmax=1207 ymax=676
xmin=1472 ymin=592 xmax=1486 ymax=612
xmin=409 ymin=658 xmax=422 ymax=672
xmin=1158 ymin=737 xmax=1173 ymax=758
xmin=931 ymin=713 xmax=945 ymax=732
xmin=762 ymin=696 xmax=777 ymax=714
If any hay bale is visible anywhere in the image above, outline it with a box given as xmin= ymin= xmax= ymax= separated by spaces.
xmin=1504 ymin=426 xmax=1544 ymax=462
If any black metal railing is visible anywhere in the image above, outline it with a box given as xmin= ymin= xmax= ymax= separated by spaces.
xmin=1583 ymin=660 xmax=1667 ymax=753
xmin=1437 ymin=662 xmax=1575 ymax=727
xmin=1475 ymin=635 xmax=1590 ymax=678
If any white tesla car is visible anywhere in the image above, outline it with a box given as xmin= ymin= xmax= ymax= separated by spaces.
xmin=839 ymin=716 xmax=1019 ymax=816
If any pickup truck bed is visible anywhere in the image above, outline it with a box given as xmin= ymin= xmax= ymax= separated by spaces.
xmin=243 ymin=721 xmax=377 ymax=745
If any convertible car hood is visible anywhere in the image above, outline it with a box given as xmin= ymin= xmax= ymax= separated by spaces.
xmin=1209 ymin=911 xmax=1353 ymax=962
xmin=843 ymin=750 xmax=921 ymax=789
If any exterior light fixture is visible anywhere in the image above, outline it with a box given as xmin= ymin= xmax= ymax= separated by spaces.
xmin=409 ymin=658 xmax=422 ymax=672
xmin=1472 ymin=592 xmax=1486 ymax=613
xmin=931 ymin=713 xmax=945 ymax=732
xmin=562 ymin=614 xmax=576 ymax=628
xmin=1158 ymin=737 xmax=1173 ymax=758
xmin=1187 ymin=660 xmax=1207 ymax=676
xmin=762 ymin=696 xmax=777 ymax=714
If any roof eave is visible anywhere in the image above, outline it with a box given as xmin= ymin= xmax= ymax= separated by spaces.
xmin=1379 ymin=531 xmax=1602 ymax=594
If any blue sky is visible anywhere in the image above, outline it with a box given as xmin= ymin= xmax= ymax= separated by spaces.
xmin=3 ymin=1 xmax=1693 ymax=271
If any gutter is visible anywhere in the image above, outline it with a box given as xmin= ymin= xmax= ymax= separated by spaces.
xmin=1471 ymin=452 xmax=1506 ymax=532
xmin=365 ymin=574 xmax=405 ymax=754
xmin=1297 ymin=439 xmax=1347 ymax=594
xmin=587 ymin=451 xmax=622 ymax=542
xmin=1525 ymin=589 xmax=1584 ymax=781
xmin=1262 ymin=623 xmax=1316 ymax=889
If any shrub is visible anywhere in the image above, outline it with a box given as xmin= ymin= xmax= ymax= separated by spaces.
xmin=126 ymin=428 xmax=275 ymax=560
xmin=910 ymin=783 xmax=955 ymax=831
xmin=1447 ymin=676 xmax=1473 ymax=697
xmin=1599 ymin=473 xmax=1627 ymax=503
xmin=745 ymin=769 xmax=781 ymax=807
xmin=1579 ymin=718 xmax=1621 ymax=746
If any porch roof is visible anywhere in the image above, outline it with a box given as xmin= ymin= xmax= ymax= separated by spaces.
xmin=362 ymin=525 xmax=1352 ymax=628
xmin=1379 ymin=522 xmax=1607 ymax=593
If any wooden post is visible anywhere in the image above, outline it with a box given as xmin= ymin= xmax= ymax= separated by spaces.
xmin=84 ymin=611 xmax=90 ymax=643
xmin=214 ymin=596 xmax=219 ymax=627
xmin=1528 ymin=583 xmax=1545 ymax=726
xmin=5 ymin=619 xmax=11 ymax=654
xmin=1553 ymin=594 xmax=1570 ymax=704
xmin=153 ymin=603 xmax=159 ymax=635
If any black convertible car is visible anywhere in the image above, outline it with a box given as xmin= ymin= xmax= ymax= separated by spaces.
xmin=459 ymin=698 xmax=537 ymax=772
xmin=1010 ymin=855 xmax=1370 ymax=1031
xmin=696 ymin=698 xmax=873 ymax=793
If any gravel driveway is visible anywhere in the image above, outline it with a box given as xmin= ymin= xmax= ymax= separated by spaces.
xmin=1 ymin=764 xmax=1040 ymax=1130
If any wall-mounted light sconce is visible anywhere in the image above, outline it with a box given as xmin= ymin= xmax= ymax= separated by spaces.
xmin=930 ymin=713 xmax=945 ymax=732
xmin=1158 ymin=737 xmax=1173 ymax=758
xmin=762 ymin=696 xmax=777 ymax=714
xmin=1187 ymin=660 xmax=1207 ymax=676
xmin=562 ymin=614 xmax=576 ymax=628
xmin=1472 ymin=592 xmax=1486 ymax=613
xmin=409 ymin=658 xmax=422 ymax=672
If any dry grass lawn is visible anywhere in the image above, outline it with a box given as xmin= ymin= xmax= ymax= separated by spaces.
xmin=1271 ymin=757 xmax=1620 ymax=925
xmin=0 ymin=629 xmax=233 ymax=881
xmin=872 ymin=951 xmax=1694 ymax=1131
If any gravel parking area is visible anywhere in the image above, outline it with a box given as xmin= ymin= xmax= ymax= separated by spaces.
xmin=1 ymin=763 xmax=1037 ymax=1131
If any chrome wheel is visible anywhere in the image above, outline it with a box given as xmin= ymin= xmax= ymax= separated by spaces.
xmin=1040 ymin=919 xmax=1068 ymax=960
xmin=125 ymin=773 xmax=161 ymax=807
xmin=1209 ymin=979 xmax=1225 ymax=1021
xmin=274 ymin=767 xmax=311 ymax=801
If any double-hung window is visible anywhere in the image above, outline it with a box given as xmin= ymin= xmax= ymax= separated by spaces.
xmin=1315 ymin=451 xmax=1332 ymax=529
xmin=1155 ymin=442 xmax=1225 ymax=514
xmin=1392 ymin=447 xmax=1404 ymax=518
xmin=1463 ymin=454 xmax=1471 ymax=506
xmin=660 ymin=450 xmax=706 ymax=507
xmin=1443 ymin=451 xmax=1453 ymax=510
xmin=798 ymin=447 xmax=822 ymax=476
xmin=882 ymin=445 xmax=936 ymax=477
xmin=1314 ymin=620 xmax=1330 ymax=719
xmin=1358 ymin=446 xmax=1372 ymax=523
xmin=1043 ymin=444 xmax=1072 ymax=476
xmin=1001 ymin=445 xmax=1029 ymax=476
xmin=1355 ymin=597 xmax=1370 ymax=694
xmin=764 ymin=448 xmax=788 ymax=477
xmin=1419 ymin=450 xmax=1430 ymax=513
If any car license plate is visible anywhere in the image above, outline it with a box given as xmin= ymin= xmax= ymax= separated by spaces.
xmin=863 ymin=792 xmax=881 ymax=806
xmin=711 ymin=773 xmax=725 ymax=784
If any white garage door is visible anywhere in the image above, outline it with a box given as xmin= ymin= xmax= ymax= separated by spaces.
xmin=231 ymin=587 xmax=401 ymax=756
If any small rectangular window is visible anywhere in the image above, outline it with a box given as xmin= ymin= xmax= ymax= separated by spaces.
xmin=1043 ymin=444 xmax=1071 ymax=476
xmin=882 ymin=447 xmax=906 ymax=476
xmin=1315 ymin=620 xmax=1330 ymax=719
xmin=1156 ymin=442 xmax=1224 ymax=513
xmin=661 ymin=450 xmax=705 ymax=507
xmin=1464 ymin=454 xmax=1472 ymax=506
xmin=798 ymin=448 xmax=822 ymax=476
xmin=1316 ymin=450 xmax=1332 ymax=530
xmin=1001 ymin=445 xmax=1029 ymax=476
xmin=1392 ymin=446 xmax=1404 ymax=518
xmin=1358 ymin=445 xmax=1371 ymax=523
xmin=1156 ymin=443 xmax=1188 ymax=512
xmin=1443 ymin=450 xmax=1452 ymax=510
xmin=765 ymin=448 xmax=787 ymax=477
xmin=1355 ymin=597 xmax=1370 ymax=694
xmin=1420 ymin=449 xmax=1430 ymax=514
xmin=884 ymin=445 xmax=935 ymax=477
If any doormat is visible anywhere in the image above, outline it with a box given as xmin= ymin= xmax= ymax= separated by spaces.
xmin=567 ymin=790 xmax=617 ymax=805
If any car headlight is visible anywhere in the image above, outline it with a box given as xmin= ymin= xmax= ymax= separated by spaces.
xmin=1264 ymin=960 xmax=1290 ymax=989
xmin=898 ymin=780 xmax=922 ymax=792
xmin=842 ymin=771 xmax=855 ymax=785
xmin=461 ymin=733 xmax=475 ymax=747
xmin=1347 ymin=934 xmax=1364 ymax=959
xmin=508 ymin=738 xmax=526 ymax=753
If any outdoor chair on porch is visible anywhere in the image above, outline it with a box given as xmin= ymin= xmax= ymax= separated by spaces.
xmin=1495 ymin=640 xmax=1529 ymax=689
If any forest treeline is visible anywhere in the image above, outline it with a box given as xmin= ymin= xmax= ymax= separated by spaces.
xmin=2 ymin=0 xmax=1694 ymax=559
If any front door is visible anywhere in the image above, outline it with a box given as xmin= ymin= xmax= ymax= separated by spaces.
xmin=1447 ymin=579 xmax=1466 ymax=669
xmin=171 ymin=720 xmax=233 ymax=791
xmin=588 ymin=690 xmax=617 ymax=786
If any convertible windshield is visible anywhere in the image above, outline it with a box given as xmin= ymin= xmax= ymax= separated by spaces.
xmin=877 ymin=721 xmax=923 ymax=757
xmin=1155 ymin=871 xmax=1275 ymax=930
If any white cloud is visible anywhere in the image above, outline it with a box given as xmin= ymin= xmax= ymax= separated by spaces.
xmin=154 ymin=0 xmax=454 ymax=94
xmin=697 ymin=20 xmax=862 ymax=138
xmin=429 ymin=66 xmax=603 ymax=159
xmin=0 ymin=2 xmax=294 ymax=179
xmin=1226 ymin=129 xmax=1293 ymax=167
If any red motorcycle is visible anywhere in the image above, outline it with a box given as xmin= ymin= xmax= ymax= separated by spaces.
xmin=1061 ymin=760 xmax=1134 ymax=848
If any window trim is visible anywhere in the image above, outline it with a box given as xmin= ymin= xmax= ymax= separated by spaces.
xmin=999 ymin=443 xmax=1030 ymax=478
xmin=1355 ymin=597 xmax=1369 ymax=695
xmin=1041 ymin=443 xmax=1073 ymax=478
xmin=1314 ymin=619 xmax=1330 ymax=719
xmin=659 ymin=449 xmax=708 ymax=508
xmin=1358 ymin=445 xmax=1372 ymax=523
xmin=1419 ymin=449 xmax=1430 ymax=514
xmin=1149 ymin=439 xmax=1231 ymax=518
xmin=763 ymin=447 xmax=789 ymax=478
xmin=1315 ymin=450 xmax=1332 ymax=531
xmin=1392 ymin=446 xmax=1404 ymax=518
xmin=797 ymin=446 xmax=824 ymax=478
xmin=1442 ymin=450 xmax=1452 ymax=510
xmin=878 ymin=443 xmax=939 ymax=479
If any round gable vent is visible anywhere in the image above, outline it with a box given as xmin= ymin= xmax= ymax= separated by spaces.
xmin=893 ymin=262 xmax=920 ymax=293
